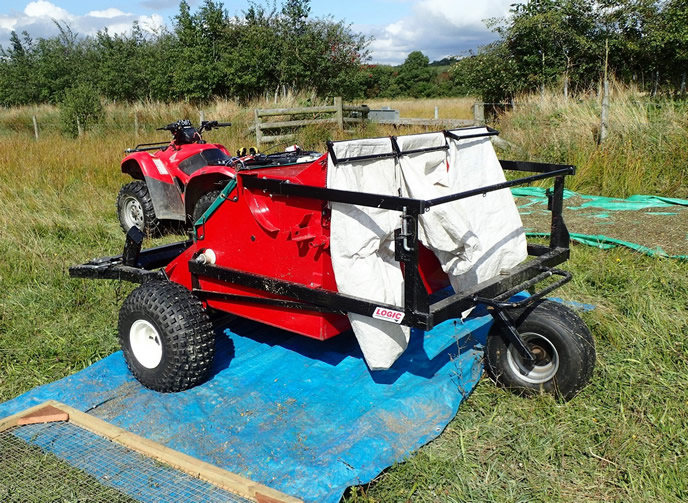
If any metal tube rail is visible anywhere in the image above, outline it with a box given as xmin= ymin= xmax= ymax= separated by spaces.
xmin=423 ymin=168 xmax=574 ymax=209
xmin=239 ymin=166 xmax=574 ymax=213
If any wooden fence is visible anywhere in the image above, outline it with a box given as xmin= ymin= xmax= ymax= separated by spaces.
xmin=21 ymin=101 xmax=490 ymax=143
xmin=252 ymin=98 xmax=487 ymax=146
xmin=253 ymin=97 xmax=370 ymax=147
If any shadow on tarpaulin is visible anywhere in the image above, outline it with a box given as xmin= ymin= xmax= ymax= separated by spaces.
xmin=0 ymin=309 xmax=494 ymax=503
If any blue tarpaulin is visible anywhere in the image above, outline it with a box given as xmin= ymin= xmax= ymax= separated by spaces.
xmin=0 ymin=311 xmax=493 ymax=503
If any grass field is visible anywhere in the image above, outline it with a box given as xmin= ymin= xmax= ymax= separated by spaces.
xmin=0 ymin=93 xmax=687 ymax=502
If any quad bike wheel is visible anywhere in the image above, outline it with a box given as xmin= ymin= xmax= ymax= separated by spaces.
xmin=117 ymin=181 xmax=160 ymax=235
xmin=192 ymin=190 xmax=222 ymax=224
xmin=485 ymin=299 xmax=595 ymax=401
xmin=118 ymin=281 xmax=215 ymax=392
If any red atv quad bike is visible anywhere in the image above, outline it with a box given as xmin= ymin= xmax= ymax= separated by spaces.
xmin=117 ymin=119 xmax=236 ymax=235
xmin=117 ymin=119 xmax=321 ymax=235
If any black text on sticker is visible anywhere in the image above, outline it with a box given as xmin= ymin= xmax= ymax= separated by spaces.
xmin=373 ymin=307 xmax=405 ymax=324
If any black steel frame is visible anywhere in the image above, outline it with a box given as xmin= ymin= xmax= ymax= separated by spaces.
xmin=70 ymin=144 xmax=576 ymax=363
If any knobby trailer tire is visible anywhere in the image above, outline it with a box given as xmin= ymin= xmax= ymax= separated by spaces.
xmin=118 ymin=281 xmax=215 ymax=392
xmin=486 ymin=299 xmax=596 ymax=401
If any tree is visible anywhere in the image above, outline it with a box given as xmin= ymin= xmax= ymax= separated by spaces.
xmin=171 ymin=0 xmax=233 ymax=101
xmin=93 ymin=25 xmax=150 ymax=102
xmin=659 ymin=0 xmax=688 ymax=95
xmin=396 ymin=51 xmax=436 ymax=97
xmin=496 ymin=0 xmax=600 ymax=97
xmin=450 ymin=43 xmax=521 ymax=102
xmin=59 ymin=82 xmax=104 ymax=136
xmin=0 ymin=31 xmax=39 ymax=105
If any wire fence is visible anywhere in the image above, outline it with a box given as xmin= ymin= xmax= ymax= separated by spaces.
xmin=1 ymin=421 xmax=253 ymax=503
xmin=2 ymin=97 xmax=684 ymax=142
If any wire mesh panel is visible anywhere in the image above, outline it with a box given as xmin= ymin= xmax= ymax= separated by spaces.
xmin=1 ymin=421 xmax=253 ymax=503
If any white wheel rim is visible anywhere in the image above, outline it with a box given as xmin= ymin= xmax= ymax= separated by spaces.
xmin=122 ymin=196 xmax=144 ymax=229
xmin=506 ymin=332 xmax=559 ymax=384
xmin=129 ymin=319 xmax=163 ymax=369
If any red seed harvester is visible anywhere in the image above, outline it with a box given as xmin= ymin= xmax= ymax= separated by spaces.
xmin=71 ymin=126 xmax=595 ymax=401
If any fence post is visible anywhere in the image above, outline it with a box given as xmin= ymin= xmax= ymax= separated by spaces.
xmin=599 ymin=80 xmax=609 ymax=144
xmin=254 ymin=109 xmax=262 ymax=148
xmin=32 ymin=115 xmax=39 ymax=140
xmin=334 ymin=97 xmax=343 ymax=130
xmin=599 ymin=39 xmax=609 ymax=145
xmin=434 ymin=106 xmax=439 ymax=119
xmin=199 ymin=110 xmax=205 ymax=125
xmin=76 ymin=117 xmax=83 ymax=137
xmin=473 ymin=102 xmax=485 ymax=126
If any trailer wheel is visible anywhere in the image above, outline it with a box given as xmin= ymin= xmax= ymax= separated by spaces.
xmin=117 ymin=181 xmax=160 ymax=235
xmin=192 ymin=190 xmax=221 ymax=224
xmin=486 ymin=300 xmax=595 ymax=401
xmin=118 ymin=281 xmax=215 ymax=392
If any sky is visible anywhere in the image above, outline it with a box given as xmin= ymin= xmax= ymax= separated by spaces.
xmin=0 ymin=0 xmax=519 ymax=65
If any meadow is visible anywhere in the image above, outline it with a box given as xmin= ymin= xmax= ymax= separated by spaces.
xmin=0 ymin=89 xmax=686 ymax=502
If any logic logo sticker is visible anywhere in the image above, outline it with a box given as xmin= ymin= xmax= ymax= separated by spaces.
xmin=373 ymin=307 xmax=405 ymax=324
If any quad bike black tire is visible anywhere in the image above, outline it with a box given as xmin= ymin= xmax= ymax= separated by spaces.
xmin=117 ymin=180 xmax=160 ymax=235
xmin=118 ymin=281 xmax=215 ymax=392
xmin=485 ymin=299 xmax=596 ymax=401
xmin=192 ymin=190 xmax=222 ymax=224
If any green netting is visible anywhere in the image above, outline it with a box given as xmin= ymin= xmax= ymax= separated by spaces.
xmin=526 ymin=232 xmax=688 ymax=260
xmin=511 ymin=187 xmax=688 ymax=211
xmin=514 ymin=187 xmax=688 ymax=260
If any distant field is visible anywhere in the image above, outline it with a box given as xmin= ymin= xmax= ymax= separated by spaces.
xmin=363 ymin=97 xmax=475 ymax=119
xmin=1 ymin=90 xmax=686 ymax=502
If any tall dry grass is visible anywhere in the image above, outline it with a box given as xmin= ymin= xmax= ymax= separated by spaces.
xmin=2 ymin=86 xmax=686 ymax=197
xmin=362 ymin=97 xmax=475 ymax=119
xmin=495 ymin=82 xmax=688 ymax=197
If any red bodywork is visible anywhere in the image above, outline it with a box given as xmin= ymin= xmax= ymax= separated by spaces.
xmin=122 ymin=142 xmax=237 ymax=222
xmin=164 ymin=153 xmax=450 ymax=340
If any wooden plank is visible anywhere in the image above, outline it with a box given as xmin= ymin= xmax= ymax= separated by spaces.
xmin=342 ymin=105 xmax=370 ymax=113
xmin=16 ymin=404 xmax=69 ymax=425
xmin=254 ymin=108 xmax=262 ymax=148
xmin=257 ymin=105 xmax=336 ymax=117
xmin=1 ymin=401 xmax=303 ymax=503
xmin=258 ymin=117 xmax=336 ymax=130
xmin=0 ymin=400 xmax=64 ymax=433
xmin=334 ymin=97 xmax=344 ymax=130
xmin=56 ymin=402 xmax=304 ymax=503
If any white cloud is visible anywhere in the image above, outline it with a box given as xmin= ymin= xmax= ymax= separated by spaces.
xmin=0 ymin=16 xmax=18 ymax=31
xmin=360 ymin=0 xmax=521 ymax=65
xmin=87 ymin=8 xmax=128 ymax=19
xmin=0 ymin=1 xmax=164 ymax=49
xmin=24 ymin=1 xmax=72 ymax=21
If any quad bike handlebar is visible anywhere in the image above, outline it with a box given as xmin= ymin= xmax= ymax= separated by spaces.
xmin=156 ymin=119 xmax=193 ymax=132
xmin=127 ymin=119 xmax=232 ymax=152
xmin=156 ymin=119 xmax=232 ymax=134
xmin=200 ymin=120 xmax=232 ymax=132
